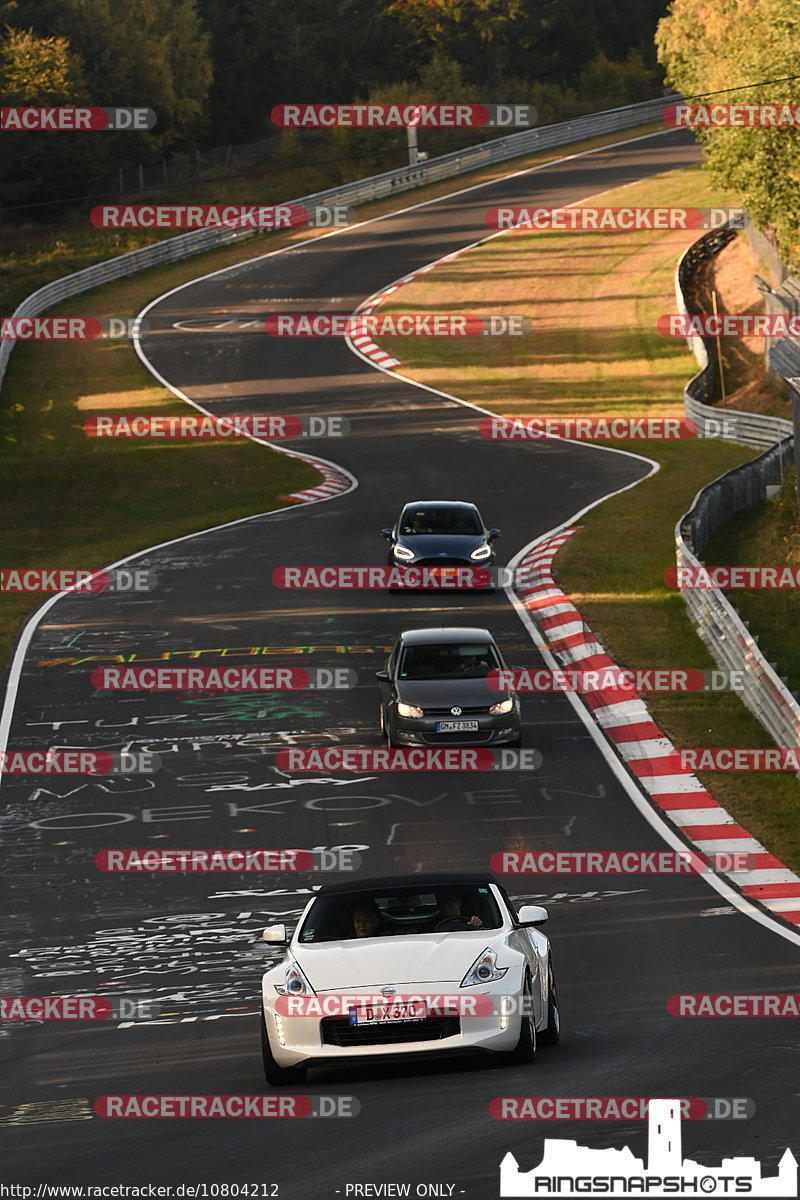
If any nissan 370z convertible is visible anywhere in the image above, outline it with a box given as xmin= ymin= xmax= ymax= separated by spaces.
xmin=260 ymin=873 xmax=560 ymax=1084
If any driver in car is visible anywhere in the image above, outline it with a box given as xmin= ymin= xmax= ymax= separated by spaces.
xmin=434 ymin=890 xmax=483 ymax=930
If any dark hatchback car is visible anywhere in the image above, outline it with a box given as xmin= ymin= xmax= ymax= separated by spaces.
xmin=377 ymin=626 xmax=521 ymax=747
xmin=381 ymin=500 xmax=500 ymax=569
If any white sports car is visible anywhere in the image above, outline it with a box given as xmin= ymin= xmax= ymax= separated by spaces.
xmin=260 ymin=872 xmax=560 ymax=1084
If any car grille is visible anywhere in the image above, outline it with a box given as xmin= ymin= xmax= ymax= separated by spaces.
xmin=413 ymin=558 xmax=475 ymax=568
xmin=321 ymin=1016 xmax=460 ymax=1047
xmin=420 ymin=731 xmax=496 ymax=745
xmin=424 ymin=705 xmax=490 ymax=715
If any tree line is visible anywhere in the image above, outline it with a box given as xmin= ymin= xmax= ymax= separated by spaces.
xmin=1 ymin=0 xmax=667 ymax=211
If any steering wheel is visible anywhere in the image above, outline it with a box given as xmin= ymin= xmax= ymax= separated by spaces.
xmin=433 ymin=917 xmax=472 ymax=932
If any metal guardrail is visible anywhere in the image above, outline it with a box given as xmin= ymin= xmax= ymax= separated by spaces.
xmin=675 ymin=229 xmax=800 ymax=748
xmin=0 ymin=93 xmax=673 ymax=397
xmin=675 ymin=226 xmax=794 ymax=448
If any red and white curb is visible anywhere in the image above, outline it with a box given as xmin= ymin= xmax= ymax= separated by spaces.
xmin=281 ymin=460 xmax=353 ymax=504
xmin=516 ymin=530 xmax=800 ymax=928
xmin=349 ymin=243 xmax=481 ymax=371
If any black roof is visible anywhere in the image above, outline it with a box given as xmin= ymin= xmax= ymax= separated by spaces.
xmin=314 ymin=871 xmax=500 ymax=897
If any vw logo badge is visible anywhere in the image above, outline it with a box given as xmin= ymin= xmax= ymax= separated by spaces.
xmin=451 ymin=706 xmax=462 ymax=716
xmin=380 ymin=987 xmax=396 ymax=997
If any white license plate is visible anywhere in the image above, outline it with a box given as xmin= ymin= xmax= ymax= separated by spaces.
xmin=436 ymin=720 xmax=479 ymax=732
xmin=349 ymin=1000 xmax=427 ymax=1026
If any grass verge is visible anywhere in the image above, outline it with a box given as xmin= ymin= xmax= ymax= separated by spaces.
xmin=372 ymin=161 xmax=800 ymax=875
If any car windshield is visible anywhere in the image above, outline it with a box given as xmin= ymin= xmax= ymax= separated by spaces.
xmin=398 ymin=641 xmax=502 ymax=679
xmin=296 ymin=885 xmax=503 ymax=943
xmin=399 ymin=508 xmax=483 ymax=536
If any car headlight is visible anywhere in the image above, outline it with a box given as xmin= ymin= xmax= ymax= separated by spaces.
xmin=274 ymin=960 xmax=315 ymax=997
xmin=396 ymin=701 xmax=423 ymax=718
xmin=460 ymin=947 xmax=508 ymax=987
xmin=470 ymin=544 xmax=492 ymax=560
xmin=489 ymin=697 xmax=514 ymax=714
xmin=393 ymin=544 xmax=415 ymax=561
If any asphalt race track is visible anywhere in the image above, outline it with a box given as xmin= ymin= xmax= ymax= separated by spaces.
xmin=3 ymin=129 xmax=799 ymax=1197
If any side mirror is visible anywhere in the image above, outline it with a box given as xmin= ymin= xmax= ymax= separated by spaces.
xmin=517 ymin=905 xmax=548 ymax=927
xmin=375 ymin=670 xmax=390 ymax=682
xmin=262 ymin=924 xmax=288 ymax=944
xmin=488 ymin=528 xmax=501 ymax=540
xmin=380 ymin=528 xmax=393 ymax=540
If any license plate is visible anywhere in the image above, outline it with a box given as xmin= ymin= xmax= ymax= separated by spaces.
xmin=436 ymin=720 xmax=479 ymax=732
xmin=349 ymin=1000 xmax=427 ymax=1026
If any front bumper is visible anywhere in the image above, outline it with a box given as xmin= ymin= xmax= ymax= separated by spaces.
xmin=262 ymin=983 xmax=521 ymax=1068
xmin=390 ymin=714 xmax=520 ymax=747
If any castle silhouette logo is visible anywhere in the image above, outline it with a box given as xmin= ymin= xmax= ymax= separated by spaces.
xmin=500 ymin=1099 xmax=797 ymax=1197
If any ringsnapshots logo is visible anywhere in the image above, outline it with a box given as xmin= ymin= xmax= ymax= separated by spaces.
xmin=90 ymin=665 xmax=357 ymax=691
xmin=665 ymin=101 xmax=800 ymax=127
xmin=1 ymin=317 xmax=151 ymax=340
xmin=275 ymin=748 xmax=542 ymax=772
xmin=1 ymin=567 xmax=155 ymax=593
xmin=265 ymin=313 xmax=529 ymax=337
xmin=486 ymin=207 xmax=748 ymax=232
xmin=83 ymin=414 xmax=348 ymax=439
xmin=1 ymin=107 xmax=156 ymax=131
xmin=491 ymin=850 xmax=758 ymax=874
xmin=0 ymin=749 xmax=159 ymax=775
xmin=271 ymin=103 xmax=537 ymax=128
xmin=499 ymin=1098 xmax=796 ymax=1197
xmin=95 ymin=846 xmax=361 ymax=872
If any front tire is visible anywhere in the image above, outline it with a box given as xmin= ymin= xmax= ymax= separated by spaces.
xmin=540 ymin=960 xmax=561 ymax=1045
xmin=261 ymin=1011 xmax=307 ymax=1086
xmin=508 ymin=973 xmax=537 ymax=1064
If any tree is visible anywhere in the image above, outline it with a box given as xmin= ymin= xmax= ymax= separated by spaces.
xmin=656 ymin=0 xmax=800 ymax=266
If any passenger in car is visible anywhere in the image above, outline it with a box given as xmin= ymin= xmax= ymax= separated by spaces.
xmin=351 ymin=903 xmax=382 ymax=937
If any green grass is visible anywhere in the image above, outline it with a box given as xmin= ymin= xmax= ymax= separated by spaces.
xmin=373 ymin=161 xmax=800 ymax=875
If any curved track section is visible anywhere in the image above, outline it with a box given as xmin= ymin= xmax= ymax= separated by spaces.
xmin=3 ymin=130 xmax=799 ymax=1197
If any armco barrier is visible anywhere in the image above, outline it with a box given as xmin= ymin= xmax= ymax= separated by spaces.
xmin=0 ymin=94 xmax=674 ymax=397
xmin=676 ymin=225 xmax=794 ymax=449
xmin=675 ymin=227 xmax=800 ymax=749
